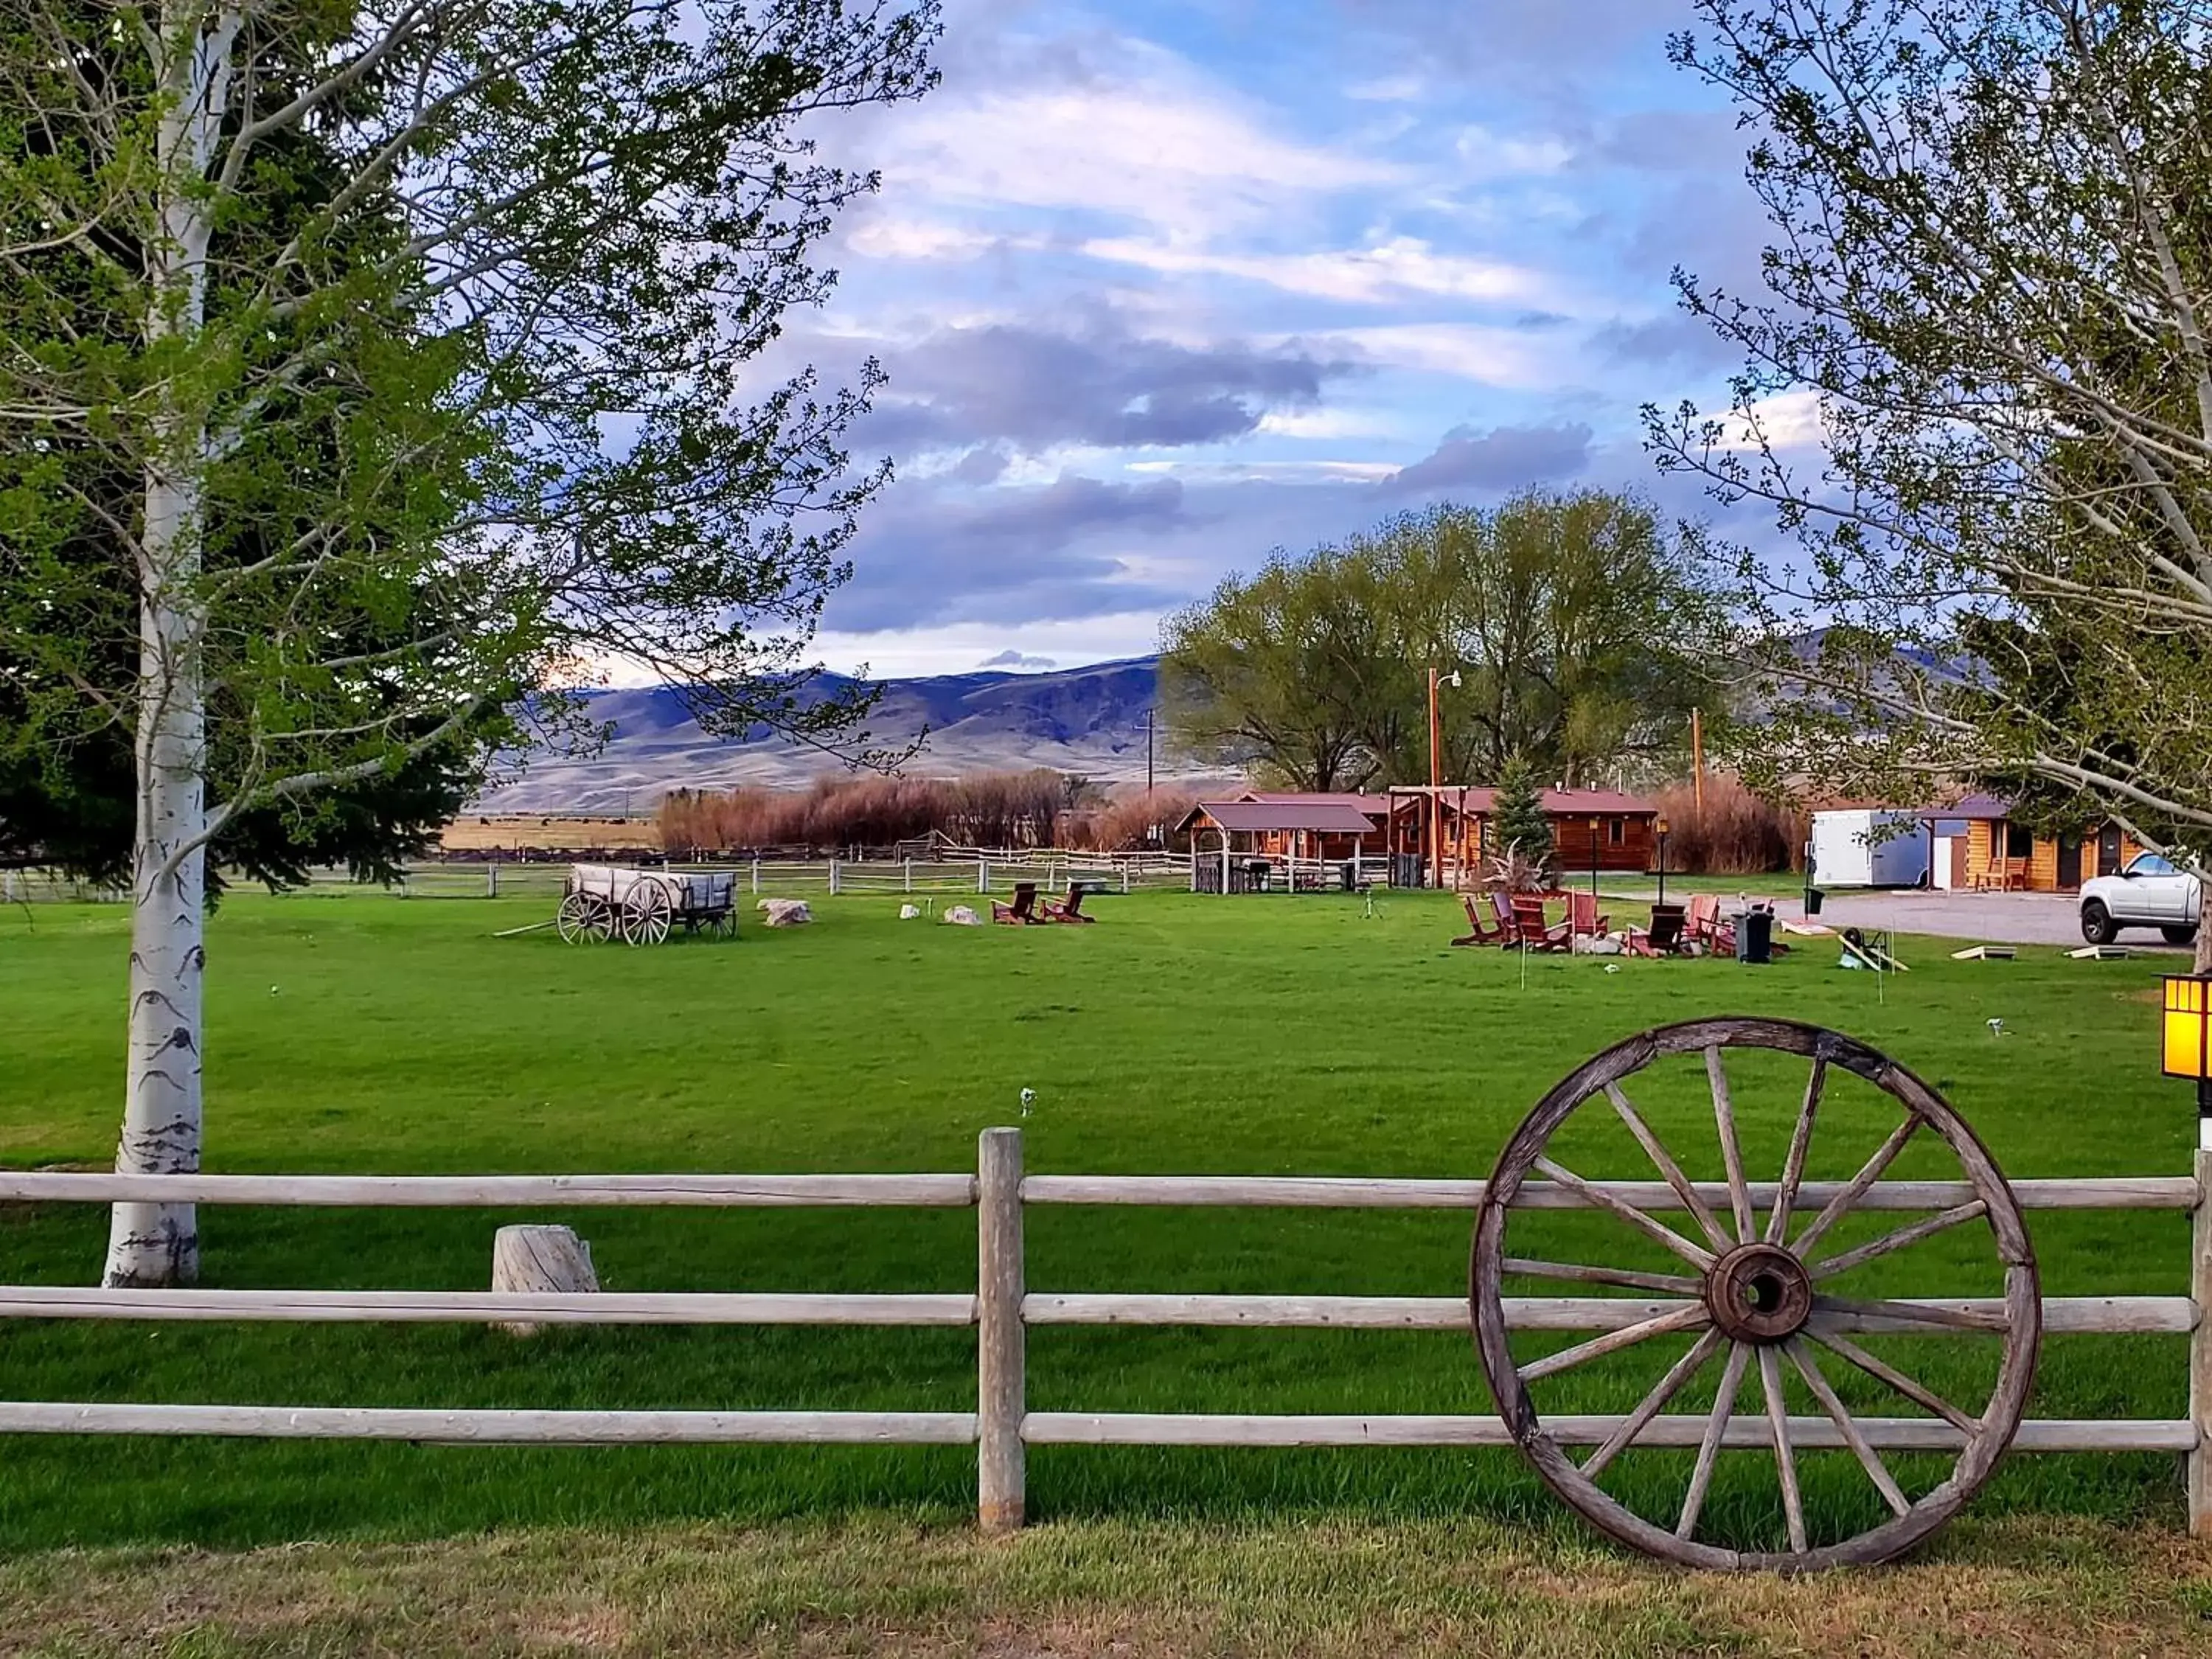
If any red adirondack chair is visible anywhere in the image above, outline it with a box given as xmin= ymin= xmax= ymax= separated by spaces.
xmin=1686 ymin=892 xmax=1732 ymax=952
xmin=992 ymin=881 xmax=1042 ymax=925
xmin=1568 ymin=890 xmax=1610 ymax=936
xmin=1506 ymin=894 xmax=1572 ymax=950
xmin=1043 ymin=882 xmax=1099 ymax=923
xmin=1453 ymin=891 xmax=1505 ymax=946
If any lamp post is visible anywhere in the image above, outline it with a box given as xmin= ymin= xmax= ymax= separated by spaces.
xmin=1588 ymin=815 xmax=1601 ymax=905
xmin=2164 ymin=973 xmax=2212 ymax=1147
xmin=1655 ymin=815 xmax=1670 ymax=909
xmin=1427 ymin=667 xmax=1461 ymax=890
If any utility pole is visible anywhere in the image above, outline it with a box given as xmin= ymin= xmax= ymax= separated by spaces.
xmin=1427 ymin=667 xmax=1443 ymax=891
xmin=1691 ymin=707 xmax=1705 ymax=815
xmin=1145 ymin=707 xmax=1155 ymax=796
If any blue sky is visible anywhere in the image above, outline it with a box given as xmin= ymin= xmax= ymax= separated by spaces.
xmin=787 ymin=0 xmax=1795 ymax=677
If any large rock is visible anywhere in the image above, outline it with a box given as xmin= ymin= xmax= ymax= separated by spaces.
xmin=757 ymin=897 xmax=813 ymax=927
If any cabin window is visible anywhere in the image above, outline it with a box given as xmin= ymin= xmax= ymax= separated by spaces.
xmin=2003 ymin=822 xmax=2033 ymax=859
xmin=1607 ymin=818 xmax=1625 ymax=845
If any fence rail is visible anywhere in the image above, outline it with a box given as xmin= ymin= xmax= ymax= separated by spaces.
xmin=1 ymin=1137 xmax=2205 ymax=1537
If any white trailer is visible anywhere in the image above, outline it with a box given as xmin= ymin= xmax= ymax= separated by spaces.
xmin=1809 ymin=809 xmax=1930 ymax=888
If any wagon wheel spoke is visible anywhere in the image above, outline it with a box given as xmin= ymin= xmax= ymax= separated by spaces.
xmin=1704 ymin=1046 xmax=1756 ymax=1243
xmin=1791 ymin=1114 xmax=1920 ymax=1256
xmin=1756 ymin=1345 xmax=1809 ymax=1553
xmin=1676 ymin=1340 xmax=1751 ymax=1540
xmin=1806 ymin=1200 xmax=1989 ymax=1282
xmin=1804 ymin=1328 xmax=1979 ymax=1435
xmin=1501 ymin=1257 xmax=1705 ymax=1297
xmin=1530 ymin=1155 xmax=1718 ymax=1270
xmin=1809 ymin=1293 xmax=2008 ymax=1333
xmin=1517 ymin=1303 xmax=1709 ymax=1385
xmin=1785 ymin=1337 xmax=1910 ymax=1517
xmin=1604 ymin=1082 xmax=1735 ymax=1254
xmin=1765 ymin=1056 xmax=1826 ymax=1244
xmin=1580 ymin=1326 xmax=1725 ymax=1481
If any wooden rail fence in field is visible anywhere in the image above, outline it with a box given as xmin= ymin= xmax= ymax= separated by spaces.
xmin=3 ymin=1135 xmax=2208 ymax=1534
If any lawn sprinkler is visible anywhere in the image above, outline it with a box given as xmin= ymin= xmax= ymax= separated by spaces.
xmin=1986 ymin=1018 xmax=2005 ymax=1037
xmin=1019 ymin=1088 xmax=1035 ymax=1118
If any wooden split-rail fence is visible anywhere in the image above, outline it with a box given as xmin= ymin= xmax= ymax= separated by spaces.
xmin=4 ymin=1133 xmax=2211 ymax=1537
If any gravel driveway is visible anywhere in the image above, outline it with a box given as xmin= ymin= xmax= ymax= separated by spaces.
xmin=1798 ymin=889 xmax=2185 ymax=950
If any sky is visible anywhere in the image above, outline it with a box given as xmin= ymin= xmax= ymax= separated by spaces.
xmin=787 ymin=0 xmax=1777 ymax=678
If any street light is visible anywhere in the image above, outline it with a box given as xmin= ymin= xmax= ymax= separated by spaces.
xmin=1588 ymin=815 xmax=1602 ymax=905
xmin=2163 ymin=973 xmax=2212 ymax=1146
xmin=1655 ymin=815 xmax=1670 ymax=908
xmin=1427 ymin=667 xmax=1461 ymax=890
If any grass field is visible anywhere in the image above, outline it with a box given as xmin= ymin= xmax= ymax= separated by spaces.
xmin=0 ymin=886 xmax=2199 ymax=1565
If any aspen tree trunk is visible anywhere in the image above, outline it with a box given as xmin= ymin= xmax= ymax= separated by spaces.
xmin=2197 ymin=878 xmax=2212 ymax=976
xmin=102 ymin=4 xmax=231 ymax=1287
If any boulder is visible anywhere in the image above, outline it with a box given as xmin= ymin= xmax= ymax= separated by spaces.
xmin=943 ymin=903 xmax=984 ymax=926
xmin=757 ymin=897 xmax=813 ymax=927
xmin=899 ymin=903 xmax=922 ymax=919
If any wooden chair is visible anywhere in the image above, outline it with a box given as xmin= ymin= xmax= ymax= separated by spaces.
xmin=1685 ymin=893 xmax=1734 ymax=953
xmin=992 ymin=882 xmax=1042 ymax=925
xmin=1506 ymin=894 xmax=1573 ymax=951
xmin=1043 ymin=882 xmax=1100 ymax=924
xmin=1453 ymin=891 xmax=1505 ymax=946
xmin=1627 ymin=902 xmax=1687 ymax=957
xmin=1568 ymin=890 xmax=1610 ymax=936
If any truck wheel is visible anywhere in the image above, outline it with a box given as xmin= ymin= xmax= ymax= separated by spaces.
xmin=2081 ymin=900 xmax=2119 ymax=945
xmin=2163 ymin=925 xmax=2199 ymax=946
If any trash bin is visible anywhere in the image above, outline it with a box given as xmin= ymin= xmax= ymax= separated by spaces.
xmin=1338 ymin=861 xmax=1357 ymax=891
xmin=1736 ymin=907 xmax=1774 ymax=964
xmin=1804 ymin=887 xmax=1825 ymax=917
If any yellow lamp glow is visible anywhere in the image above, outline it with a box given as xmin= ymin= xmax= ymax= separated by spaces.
xmin=2164 ymin=975 xmax=2212 ymax=1080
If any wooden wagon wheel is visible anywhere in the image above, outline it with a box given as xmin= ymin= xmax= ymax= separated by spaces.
xmin=554 ymin=893 xmax=603 ymax=943
xmin=1470 ymin=1017 xmax=2039 ymax=1571
xmin=620 ymin=881 xmax=672 ymax=945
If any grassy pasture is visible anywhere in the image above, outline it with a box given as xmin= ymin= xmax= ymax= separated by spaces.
xmin=0 ymin=886 xmax=2196 ymax=1559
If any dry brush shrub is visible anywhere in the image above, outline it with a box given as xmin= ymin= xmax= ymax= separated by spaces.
xmin=1653 ymin=775 xmax=1805 ymax=874
xmin=1064 ymin=786 xmax=1206 ymax=852
xmin=658 ymin=771 xmax=1085 ymax=854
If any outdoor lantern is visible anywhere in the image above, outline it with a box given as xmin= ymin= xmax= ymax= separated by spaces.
xmin=1588 ymin=815 xmax=1602 ymax=899
xmin=2163 ymin=973 xmax=2212 ymax=1144
xmin=1655 ymin=815 xmax=1670 ymax=908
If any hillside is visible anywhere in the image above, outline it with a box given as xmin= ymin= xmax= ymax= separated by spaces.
xmin=473 ymin=656 xmax=1199 ymax=812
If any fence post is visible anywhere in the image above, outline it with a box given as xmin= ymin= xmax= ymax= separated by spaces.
xmin=2192 ymin=1146 xmax=2212 ymax=1534
xmin=978 ymin=860 xmax=990 ymax=894
xmin=751 ymin=858 xmax=761 ymax=895
xmin=829 ymin=859 xmax=840 ymax=896
xmin=977 ymin=1126 xmax=1026 ymax=1534
xmin=905 ymin=860 xmax=913 ymax=894
xmin=487 ymin=864 xmax=498 ymax=899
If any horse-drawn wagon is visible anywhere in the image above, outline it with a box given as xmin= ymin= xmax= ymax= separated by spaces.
xmin=554 ymin=863 xmax=737 ymax=944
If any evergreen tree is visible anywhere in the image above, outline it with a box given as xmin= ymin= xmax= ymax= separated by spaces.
xmin=1489 ymin=754 xmax=1553 ymax=877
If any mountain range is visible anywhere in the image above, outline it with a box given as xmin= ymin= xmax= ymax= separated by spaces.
xmin=474 ymin=656 xmax=1196 ymax=813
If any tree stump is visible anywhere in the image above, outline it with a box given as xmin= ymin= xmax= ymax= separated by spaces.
xmin=490 ymin=1224 xmax=598 ymax=1336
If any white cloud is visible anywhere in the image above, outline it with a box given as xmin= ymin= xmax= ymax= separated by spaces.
xmin=845 ymin=218 xmax=1008 ymax=262
xmin=1347 ymin=73 xmax=1427 ymax=102
xmin=1077 ymin=234 xmax=1549 ymax=307
xmin=1313 ymin=323 xmax=1560 ymax=389
xmin=1255 ymin=408 xmax=1405 ymax=440
xmin=885 ymin=38 xmax=1399 ymax=244
xmin=1455 ymin=124 xmax=1575 ymax=176
xmin=1126 ymin=459 xmax=1399 ymax=484
xmin=1719 ymin=389 xmax=1827 ymax=451
xmin=814 ymin=612 xmax=1169 ymax=678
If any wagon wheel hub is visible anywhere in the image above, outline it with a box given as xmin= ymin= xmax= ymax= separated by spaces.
xmin=1703 ymin=1242 xmax=1812 ymax=1344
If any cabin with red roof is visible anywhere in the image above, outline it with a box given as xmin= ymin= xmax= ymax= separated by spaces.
xmin=1384 ymin=785 xmax=1660 ymax=883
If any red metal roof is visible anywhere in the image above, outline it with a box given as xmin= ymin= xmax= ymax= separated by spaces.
xmin=1179 ymin=799 xmax=1384 ymax=834
xmin=1235 ymin=789 xmax=1392 ymax=818
xmin=1385 ymin=786 xmax=1658 ymax=815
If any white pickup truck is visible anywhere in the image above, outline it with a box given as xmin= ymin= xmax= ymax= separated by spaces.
xmin=2079 ymin=852 xmax=2202 ymax=945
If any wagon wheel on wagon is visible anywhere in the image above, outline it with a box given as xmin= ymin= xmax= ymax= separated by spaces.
xmin=554 ymin=893 xmax=605 ymax=943
xmin=619 ymin=880 xmax=672 ymax=945
xmin=1470 ymin=1017 xmax=2039 ymax=1571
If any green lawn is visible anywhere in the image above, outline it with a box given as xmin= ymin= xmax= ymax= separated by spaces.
xmin=0 ymin=888 xmax=2195 ymax=1558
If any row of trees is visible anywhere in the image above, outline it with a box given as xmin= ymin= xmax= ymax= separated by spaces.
xmin=1158 ymin=492 xmax=1719 ymax=793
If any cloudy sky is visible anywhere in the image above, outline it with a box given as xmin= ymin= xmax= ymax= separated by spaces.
xmin=791 ymin=0 xmax=1774 ymax=678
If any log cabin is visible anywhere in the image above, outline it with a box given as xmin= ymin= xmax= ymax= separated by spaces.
xmin=1384 ymin=785 xmax=1662 ymax=883
xmin=1944 ymin=793 xmax=2144 ymax=893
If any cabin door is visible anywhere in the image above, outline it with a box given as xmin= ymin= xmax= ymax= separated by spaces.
xmin=2056 ymin=835 xmax=2082 ymax=889
xmin=2097 ymin=824 xmax=2124 ymax=878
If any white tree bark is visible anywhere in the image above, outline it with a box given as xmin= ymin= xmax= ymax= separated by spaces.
xmin=102 ymin=3 xmax=231 ymax=1288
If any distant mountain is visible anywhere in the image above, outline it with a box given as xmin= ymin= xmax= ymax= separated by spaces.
xmin=474 ymin=656 xmax=1204 ymax=812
